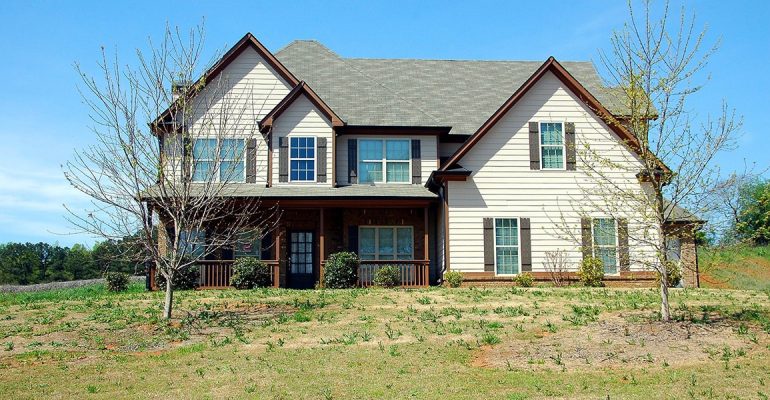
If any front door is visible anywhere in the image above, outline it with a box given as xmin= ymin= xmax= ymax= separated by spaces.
xmin=288 ymin=231 xmax=315 ymax=289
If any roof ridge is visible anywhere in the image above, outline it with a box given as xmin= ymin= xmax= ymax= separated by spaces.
xmin=344 ymin=56 xmax=594 ymax=64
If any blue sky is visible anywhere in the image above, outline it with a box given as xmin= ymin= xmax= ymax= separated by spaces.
xmin=0 ymin=0 xmax=767 ymax=246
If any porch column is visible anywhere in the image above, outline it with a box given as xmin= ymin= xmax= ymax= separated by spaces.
xmin=423 ymin=206 xmax=429 ymax=287
xmin=319 ymin=207 xmax=325 ymax=286
xmin=275 ymin=212 xmax=282 ymax=288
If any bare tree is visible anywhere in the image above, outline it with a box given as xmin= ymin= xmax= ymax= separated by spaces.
xmin=573 ymin=1 xmax=742 ymax=321
xmin=65 ymin=25 xmax=278 ymax=319
xmin=543 ymin=250 xmax=570 ymax=287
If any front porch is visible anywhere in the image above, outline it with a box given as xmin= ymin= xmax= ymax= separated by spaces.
xmin=152 ymin=199 xmax=438 ymax=290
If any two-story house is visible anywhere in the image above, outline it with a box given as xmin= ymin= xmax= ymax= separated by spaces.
xmin=147 ymin=33 xmax=702 ymax=289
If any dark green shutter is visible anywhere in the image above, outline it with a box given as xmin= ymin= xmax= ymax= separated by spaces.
xmin=411 ymin=139 xmax=421 ymax=184
xmin=483 ymin=218 xmax=494 ymax=272
xmin=317 ymin=137 xmax=327 ymax=183
xmin=246 ymin=138 xmax=257 ymax=183
xmin=348 ymin=139 xmax=357 ymax=184
xmin=278 ymin=137 xmax=288 ymax=183
xmin=528 ymin=122 xmax=540 ymax=170
xmin=581 ymin=218 xmax=592 ymax=259
xmin=520 ymin=218 xmax=532 ymax=272
xmin=565 ymin=122 xmax=576 ymax=171
xmin=618 ymin=218 xmax=630 ymax=271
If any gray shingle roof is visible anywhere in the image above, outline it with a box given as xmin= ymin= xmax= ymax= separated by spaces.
xmin=275 ymin=40 xmax=625 ymax=135
xmin=143 ymin=184 xmax=437 ymax=199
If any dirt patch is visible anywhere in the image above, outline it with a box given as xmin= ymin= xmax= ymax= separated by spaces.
xmin=473 ymin=314 xmax=765 ymax=371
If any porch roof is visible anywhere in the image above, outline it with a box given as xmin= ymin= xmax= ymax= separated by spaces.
xmin=142 ymin=184 xmax=438 ymax=200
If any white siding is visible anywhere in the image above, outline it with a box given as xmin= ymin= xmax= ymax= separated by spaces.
xmin=271 ymin=96 xmax=334 ymax=186
xmin=447 ymin=72 xmax=659 ymax=273
xmin=180 ymin=46 xmax=293 ymax=184
xmin=335 ymin=135 xmax=438 ymax=186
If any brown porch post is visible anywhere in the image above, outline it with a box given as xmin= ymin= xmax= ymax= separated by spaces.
xmin=319 ymin=207 xmax=325 ymax=287
xmin=423 ymin=206 xmax=429 ymax=287
xmin=274 ymin=213 xmax=282 ymax=288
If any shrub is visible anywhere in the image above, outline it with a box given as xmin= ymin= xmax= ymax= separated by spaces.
xmin=444 ymin=270 xmax=464 ymax=288
xmin=656 ymin=261 xmax=682 ymax=287
xmin=155 ymin=265 xmax=200 ymax=290
xmin=323 ymin=252 xmax=359 ymax=289
xmin=513 ymin=272 xmax=534 ymax=287
xmin=373 ymin=265 xmax=400 ymax=288
xmin=578 ymin=257 xmax=605 ymax=287
xmin=230 ymin=258 xmax=271 ymax=289
xmin=104 ymin=272 xmax=129 ymax=292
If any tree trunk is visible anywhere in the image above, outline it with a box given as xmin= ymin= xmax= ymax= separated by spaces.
xmin=659 ymin=263 xmax=671 ymax=321
xmin=163 ymin=278 xmax=174 ymax=320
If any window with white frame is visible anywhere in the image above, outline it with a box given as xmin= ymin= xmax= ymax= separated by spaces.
xmin=494 ymin=218 xmax=520 ymax=275
xmin=593 ymin=218 xmax=618 ymax=274
xmin=178 ymin=229 xmax=206 ymax=258
xmin=358 ymin=226 xmax=413 ymax=260
xmin=192 ymin=138 xmax=245 ymax=182
xmin=289 ymin=137 xmax=316 ymax=182
xmin=358 ymin=139 xmax=411 ymax=183
xmin=540 ymin=122 xmax=565 ymax=169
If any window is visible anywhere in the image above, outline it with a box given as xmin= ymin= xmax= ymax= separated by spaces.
xmin=192 ymin=138 xmax=245 ymax=182
xmin=540 ymin=122 xmax=565 ymax=169
xmin=234 ymin=231 xmax=262 ymax=258
xmin=494 ymin=218 xmax=520 ymax=275
xmin=178 ymin=230 xmax=206 ymax=258
xmin=358 ymin=139 xmax=411 ymax=183
xmin=593 ymin=218 xmax=618 ymax=274
xmin=289 ymin=137 xmax=316 ymax=182
xmin=359 ymin=226 xmax=413 ymax=260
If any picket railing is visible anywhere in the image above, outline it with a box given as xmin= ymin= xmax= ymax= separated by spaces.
xmin=197 ymin=260 xmax=279 ymax=289
xmin=357 ymin=260 xmax=430 ymax=288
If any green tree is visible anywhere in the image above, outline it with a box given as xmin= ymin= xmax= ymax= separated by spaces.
xmin=64 ymin=244 xmax=95 ymax=280
xmin=736 ymin=180 xmax=770 ymax=245
xmin=0 ymin=243 xmax=39 ymax=284
xmin=47 ymin=245 xmax=72 ymax=281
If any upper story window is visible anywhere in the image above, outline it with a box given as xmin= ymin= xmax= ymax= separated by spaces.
xmin=540 ymin=122 xmax=565 ymax=170
xmin=192 ymin=138 xmax=245 ymax=182
xmin=358 ymin=139 xmax=410 ymax=183
xmin=494 ymin=218 xmax=520 ymax=275
xmin=592 ymin=218 xmax=618 ymax=274
xmin=289 ymin=137 xmax=316 ymax=182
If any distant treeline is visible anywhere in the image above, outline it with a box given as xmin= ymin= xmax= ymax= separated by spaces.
xmin=0 ymin=240 xmax=143 ymax=285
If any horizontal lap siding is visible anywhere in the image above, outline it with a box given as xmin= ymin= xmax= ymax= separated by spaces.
xmin=272 ymin=96 xmax=333 ymax=185
xmin=180 ymin=47 xmax=292 ymax=184
xmin=448 ymin=72 xmax=658 ymax=273
xmin=335 ymin=136 xmax=438 ymax=186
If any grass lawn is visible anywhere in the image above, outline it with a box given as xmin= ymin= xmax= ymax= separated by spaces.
xmin=1 ymin=284 xmax=770 ymax=399
xmin=699 ymin=245 xmax=770 ymax=291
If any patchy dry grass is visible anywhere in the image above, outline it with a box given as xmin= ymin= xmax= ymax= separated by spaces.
xmin=1 ymin=284 xmax=770 ymax=399
xmin=700 ymin=245 xmax=770 ymax=291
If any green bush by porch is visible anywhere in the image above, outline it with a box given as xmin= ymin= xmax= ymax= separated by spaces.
xmin=323 ymin=252 xmax=359 ymax=288
xmin=230 ymin=258 xmax=272 ymax=289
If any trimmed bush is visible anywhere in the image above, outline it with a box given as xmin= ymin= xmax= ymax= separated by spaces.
xmin=373 ymin=265 xmax=400 ymax=288
xmin=104 ymin=272 xmax=130 ymax=292
xmin=656 ymin=261 xmax=682 ymax=287
xmin=230 ymin=258 xmax=271 ymax=289
xmin=155 ymin=264 xmax=200 ymax=290
xmin=513 ymin=272 xmax=534 ymax=287
xmin=323 ymin=252 xmax=359 ymax=289
xmin=444 ymin=271 xmax=464 ymax=288
xmin=578 ymin=257 xmax=605 ymax=287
